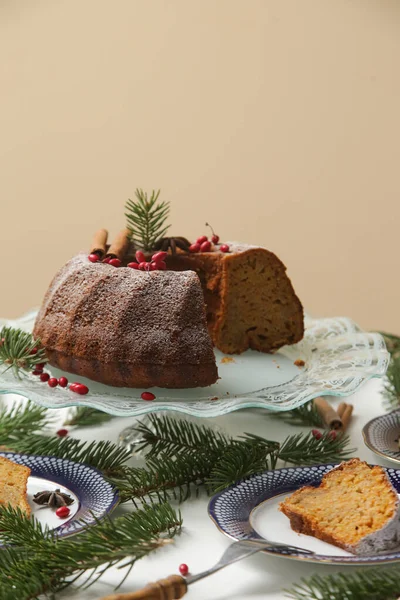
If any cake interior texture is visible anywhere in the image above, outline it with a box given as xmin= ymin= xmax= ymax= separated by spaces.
xmin=0 ymin=456 xmax=31 ymax=516
xmin=280 ymin=459 xmax=399 ymax=553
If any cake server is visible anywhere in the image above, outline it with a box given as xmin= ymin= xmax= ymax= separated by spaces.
xmin=99 ymin=538 xmax=314 ymax=599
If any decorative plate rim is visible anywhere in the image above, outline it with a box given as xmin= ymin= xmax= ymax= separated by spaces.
xmin=362 ymin=410 xmax=400 ymax=466
xmin=0 ymin=309 xmax=389 ymax=417
xmin=208 ymin=463 xmax=400 ymax=565
xmin=0 ymin=451 xmax=119 ymax=541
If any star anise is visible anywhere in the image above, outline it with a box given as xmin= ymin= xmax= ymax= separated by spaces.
xmin=33 ymin=488 xmax=74 ymax=508
xmin=153 ymin=236 xmax=191 ymax=254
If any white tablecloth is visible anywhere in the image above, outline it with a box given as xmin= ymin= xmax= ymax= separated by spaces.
xmin=5 ymin=377 xmax=388 ymax=600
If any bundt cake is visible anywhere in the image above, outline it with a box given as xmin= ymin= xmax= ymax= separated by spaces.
xmin=33 ymin=254 xmax=218 ymax=388
xmin=280 ymin=458 xmax=400 ymax=555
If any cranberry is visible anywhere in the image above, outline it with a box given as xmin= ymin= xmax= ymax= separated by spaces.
xmin=157 ymin=261 xmax=167 ymax=270
xmin=39 ymin=373 xmax=50 ymax=382
xmin=205 ymin=222 xmax=219 ymax=244
xmin=312 ymin=429 xmax=322 ymax=440
xmin=56 ymin=506 xmax=70 ymax=519
xmin=141 ymin=391 xmax=155 ymax=401
xmin=109 ymin=258 xmax=121 ymax=267
xmin=200 ymin=241 xmax=212 ymax=252
xmin=179 ymin=564 xmax=189 ymax=576
xmin=328 ymin=430 xmax=337 ymax=441
xmin=88 ymin=253 xmax=100 ymax=263
xmin=138 ymin=262 xmax=147 ymax=271
xmin=152 ymin=251 xmax=168 ymax=264
xmin=36 ymin=363 xmax=46 ymax=370
xmin=48 ymin=377 xmax=58 ymax=388
xmin=103 ymin=257 xmax=112 ymax=264
xmin=136 ymin=250 xmax=146 ymax=263
xmin=189 ymin=243 xmax=201 ymax=253
xmin=29 ymin=348 xmax=38 ymax=355
xmin=70 ymin=383 xmax=89 ymax=395
xmin=150 ymin=261 xmax=158 ymax=270
xmin=127 ymin=262 xmax=139 ymax=269
xmin=196 ymin=235 xmax=208 ymax=245
xmin=58 ymin=376 xmax=68 ymax=388
xmin=220 ymin=244 xmax=230 ymax=253
xmin=32 ymin=369 xmax=42 ymax=376
xmin=56 ymin=428 xmax=68 ymax=437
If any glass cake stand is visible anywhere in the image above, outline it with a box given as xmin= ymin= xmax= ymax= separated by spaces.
xmin=0 ymin=310 xmax=389 ymax=422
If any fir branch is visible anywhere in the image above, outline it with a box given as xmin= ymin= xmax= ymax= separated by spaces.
xmin=286 ymin=568 xmax=400 ymax=600
xmin=383 ymin=353 xmax=400 ymax=411
xmin=125 ymin=189 xmax=170 ymax=251
xmin=0 ymin=503 xmax=181 ymax=600
xmin=0 ymin=401 xmax=50 ymax=447
xmin=267 ymin=402 xmax=324 ymax=427
xmin=7 ymin=435 xmax=131 ymax=477
xmin=379 ymin=331 xmax=400 ymax=358
xmin=64 ymin=406 xmax=114 ymax=427
xmin=0 ymin=327 xmax=47 ymax=379
xmin=110 ymin=452 xmax=215 ymax=504
xmin=133 ymin=414 xmax=231 ymax=458
xmin=277 ymin=431 xmax=355 ymax=465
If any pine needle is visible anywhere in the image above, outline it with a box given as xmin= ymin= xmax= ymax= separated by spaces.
xmin=267 ymin=402 xmax=325 ymax=427
xmin=0 ymin=401 xmax=50 ymax=446
xmin=383 ymin=353 xmax=400 ymax=411
xmin=64 ymin=406 xmax=114 ymax=427
xmin=277 ymin=431 xmax=355 ymax=465
xmin=0 ymin=327 xmax=47 ymax=379
xmin=125 ymin=189 xmax=170 ymax=251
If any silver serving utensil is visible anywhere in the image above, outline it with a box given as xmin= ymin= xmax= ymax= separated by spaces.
xmin=99 ymin=539 xmax=314 ymax=599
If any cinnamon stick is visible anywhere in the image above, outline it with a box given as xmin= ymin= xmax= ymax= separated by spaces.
xmin=90 ymin=229 xmax=108 ymax=258
xmin=340 ymin=404 xmax=353 ymax=432
xmin=313 ymin=397 xmax=343 ymax=430
xmin=106 ymin=228 xmax=131 ymax=260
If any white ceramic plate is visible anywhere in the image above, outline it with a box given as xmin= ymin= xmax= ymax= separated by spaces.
xmin=0 ymin=310 xmax=389 ymax=417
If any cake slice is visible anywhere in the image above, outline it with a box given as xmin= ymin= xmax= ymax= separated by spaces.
xmin=280 ymin=458 xmax=400 ymax=555
xmin=0 ymin=457 xmax=31 ymax=516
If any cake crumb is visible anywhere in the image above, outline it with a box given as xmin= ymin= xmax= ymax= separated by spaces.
xmin=294 ymin=359 xmax=306 ymax=367
xmin=210 ymin=396 xmax=219 ymax=401
xmin=221 ymin=357 xmax=235 ymax=364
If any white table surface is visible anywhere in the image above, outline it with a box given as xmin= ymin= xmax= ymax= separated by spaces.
xmin=4 ymin=377 xmax=391 ymax=600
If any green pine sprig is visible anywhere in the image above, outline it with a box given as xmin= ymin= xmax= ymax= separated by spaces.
xmin=64 ymin=406 xmax=114 ymax=427
xmin=286 ymin=568 xmax=400 ymax=600
xmin=267 ymin=402 xmax=325 ymax=427
xmin=0 ymin=402 xmax=50 ymax=446
xmin=125 ymin=189 xmax=170 ymax=251
xmin=382 ymin=353 xmax=400 ymax=411
xmin=0 ymin=326 xmax=47 ymax=379
xmin=0 ymin=503 xmax=181 ymax=600
xmin=379 ymin=331 xmax=400 ymax=358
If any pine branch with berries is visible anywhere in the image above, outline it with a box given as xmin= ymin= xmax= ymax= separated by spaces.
xmin=0 ymin=326 xmax=47 ymax=379
xmin=125 ymin=188 xmax=171 ymax=251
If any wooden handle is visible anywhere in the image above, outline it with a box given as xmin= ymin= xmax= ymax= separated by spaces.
xmin=99 ymin=574 xmax=187 ymax=600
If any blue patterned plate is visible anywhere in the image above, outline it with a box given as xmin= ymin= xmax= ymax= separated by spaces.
xmin=363 ymin=410 xmax=400 ymax=465
xmin=209 ymin=464 xmax=400 ymax=565
xmin=0 ymin=452 xmax=119 ymax=542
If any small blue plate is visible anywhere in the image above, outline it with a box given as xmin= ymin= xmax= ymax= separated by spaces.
xmin=0 ymin=452 xmax=119 ymax=541
xmin=363 ymin=410 xmax=400 ymax=465
xmin=208 ymin=464 xmax=400 ymax=565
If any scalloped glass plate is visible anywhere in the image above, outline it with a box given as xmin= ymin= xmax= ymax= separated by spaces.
xmin=0 ymin=310 xmax=389 ymax=418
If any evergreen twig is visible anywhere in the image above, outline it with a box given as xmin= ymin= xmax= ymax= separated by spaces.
xmin=64 ymin=406 xmax=114 ymax=427
xmin=267 ymin=402 xmax=325 ymax=427
xmin=0 ymin=327 xmax=47 ymax=379
xmin=383 ymin=353 xmax=400 ymax=411
xmin=286 ymin=568 xmax=400 ymax=600
xmin=0 ymin=402 xmax=50 ymax=446
xmin=0 ymin=503 xmax=181 ymax=600
xmin=277 ymin=431 xmax=355 ymax=465
xmin=379 ymin=331 xmax=400 ymax=358
xmin=125 ymin=189 xmax=170 ymax=251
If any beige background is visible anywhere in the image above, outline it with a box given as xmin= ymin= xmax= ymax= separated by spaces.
xmin=1 ymin=0 xmax=399 ymax=333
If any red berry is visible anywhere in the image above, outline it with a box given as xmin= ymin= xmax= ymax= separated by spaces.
xmin=152 ymin=251 xmax=168 ymax=264
xmin=196 ymin=235 xmax=208 ymax=245
xmin=103 ymin=257 xmax=111 ymax=264
xmin=0 ymin=338 xmax=5 ymax=346
xmin=138 ymin=262 xmax=147 ymax=271
xmin=48 ymin=377 xmax=58 ymax=388
xmin=312 ymin=429 xmax=322 ymax=440
xmin=88 ymin=253 xmax=100 ymax=263
xmin=212 ymin=234 xmax=220 ymax=244
xmin=136 ymin=250 xmax=146 ymax=263
xmin=57 ymin=428 xmax=68 ymax=437
xmin=220 ymin=244 xmax=230 ymax=253
xmin=56 ymin=506 xmax=70 ymax=519
xmin=200 ymin=241 xmax=212 ymax=252
xmin=150 ymin=261 xmax=158 ymax=271
xmin=158 ymin=261 xmax=167 ymax=270
xmin=70 ymin=383 xmax=89 ymax=395
xmin=36 ymin=363 xmax=46 ymax=370
xmin=141 ymin=391 xmax=156 ymax=401
xmin=328 ymin=430 xmax=337 ymax=441
xmin=29 ymin=348 xmax=38 ymax=355
xmin=189 ymin=243 xmax=201 ymax=253
xmin=32 ymin=369 xmax=42 ymax=376
xmin=109 ymin=258 xmax=121 ymax=267
xmin=58 ymin=376 xmax=68 ymax=388
xmin=179 ymin=564 xmax=189 ymax=576
xmin=127 ymin=262 xmax=139 ymax=269
xmin=39 ymin=372 xmax=50 ymax=382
